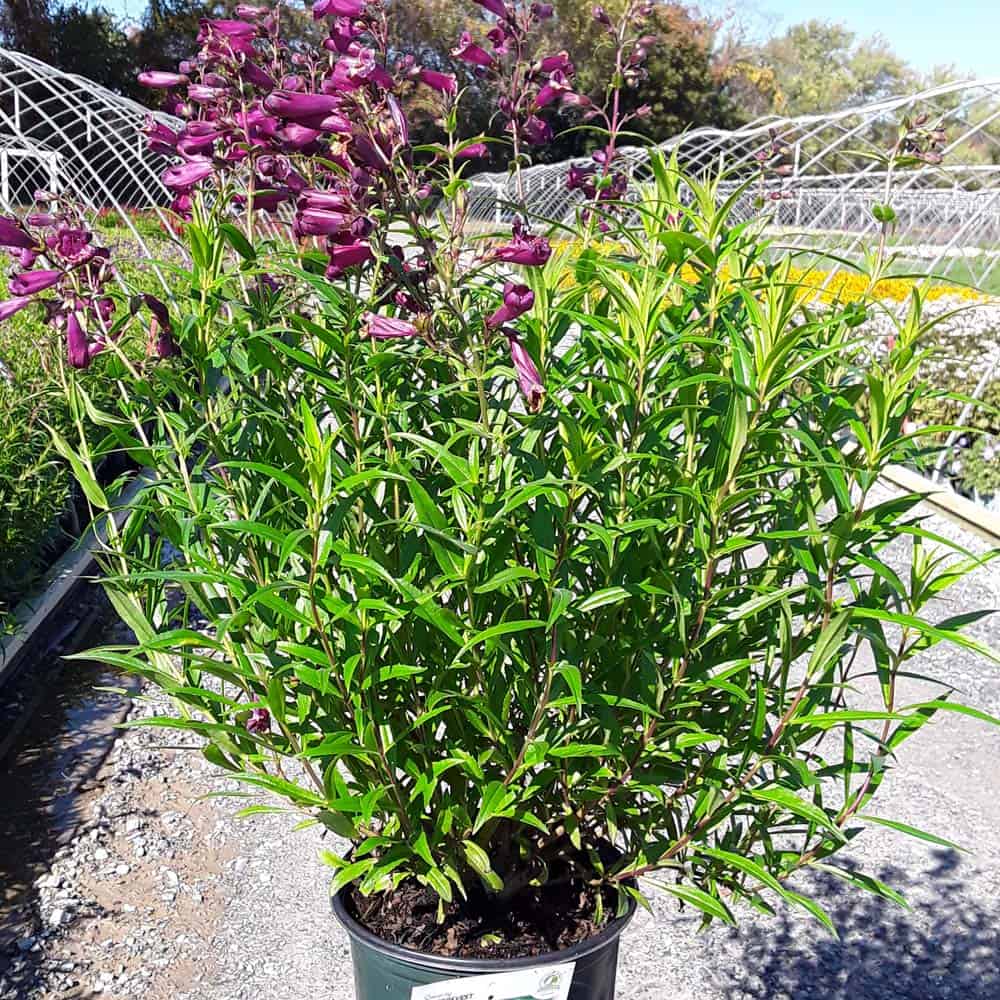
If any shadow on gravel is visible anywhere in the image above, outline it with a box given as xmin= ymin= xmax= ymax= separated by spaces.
xmin=720 ymin=850 xmax=1000 ymax=1000
xmin=0 ymin=657 xmax=134 ymax=962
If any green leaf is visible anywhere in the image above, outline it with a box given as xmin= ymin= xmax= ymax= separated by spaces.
xmin=659 ymin=883 xmax=736 ymax=926
xmin=46 ymin=424 xmax=108 ymax=509
xmin=463 ymin=840 xmax=503 ymax=892
xmin=219 ymin=222 xmax=256 ymax=261
xmin=550 ymin=743 xmax=621 ymax=759
xmin=457 ymin=619 xmax=546 ymax=659
xmin=472 ymin=781 xmax=516 ymax=834
xmin=856 ymin=814 xmax=967 ymax=852
xmin=750 ymin=787 xmax=846 ymax=842
xmin=577 ymin=586 xmax=631 ymax=614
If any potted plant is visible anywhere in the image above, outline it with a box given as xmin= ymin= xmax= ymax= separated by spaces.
xmin=2 ymin=2 xmax=997 ymax=998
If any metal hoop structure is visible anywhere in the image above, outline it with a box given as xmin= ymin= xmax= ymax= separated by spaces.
xmin=0 ymin=47 xmax=180 ymax=262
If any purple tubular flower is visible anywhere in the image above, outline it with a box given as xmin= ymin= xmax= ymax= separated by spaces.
xmin=472 ymin=0 xmax=509 ymax=18
xmin=203 ymin=18 xmax=257 ymax=38
xmin=386 ymin=94 xmax=409 ymax=146
xmin=137 ymin=70 xmax=189 ymax=88
xmin=506 ymin=332 xmax=544 ymax=413
xmin=10 ymin=269 xmax=61 ymax=296
xmin=252 ymin=188 xmax=290 ymax=212
xmin=66 ymin=312 xmax=104 ymax=370
xmin=298 ymin=188 xmax=351 ymax=211
xmin=492 ymin=233 xmax=552 ymax=267
xmin=240 ymin=61 xmax=276 ymax=90
xmin=488 ymin=282 xmax=534 ymax=327
xmin=312 ymin=0 xmax=366 ymax=17
xmin=521 ymin=116 xmax=553 ymax=146
xmin=142 ymin=294 xmax=179 ymax=359
xmin=456 ymin=143 xmax=489 ymax=160
xmin=532 ymin=2 xmax=554 ymax=17
xmin=188 ymin=84 xmax=227 ymax=104
xmin=361 ymin=313 xmax=418 ymax=340
xmin=0 ymin=295 xmax=32 ymax=321
xmin=162 ymin=158 xmax=216 ymax=191
xmin=419 ymin=69 xmax=457 ymax=95
xmin=567 ymin=163 xmax=596 ymax=192
xmin=0 ymin=217 xmax=37 ymax=250
xmin=246 ymin=708 xmax=271 ymax=734
xmin=536 ymin=51 xmax=573 ymax=74
xmin=296 ymin=207 xmax=350 ymax=236
xmin=264 ymin=91 xmax=348 ymax=131
xmin=326 ymin=242 xmax=373 ymax=276
xmin=146 ymin=119 xmax=179 ymax=155
xmin=279 ymin=124 xmax=324 ymax=150
xmin=452 ymin=32 xmax=494 ymax=68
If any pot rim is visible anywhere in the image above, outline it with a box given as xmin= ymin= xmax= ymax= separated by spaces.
xmin=331 ymin=882 xmax=637 ymax=973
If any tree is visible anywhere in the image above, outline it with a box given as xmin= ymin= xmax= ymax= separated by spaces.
xmin=733 ymin=19 xmax=916 ymax=117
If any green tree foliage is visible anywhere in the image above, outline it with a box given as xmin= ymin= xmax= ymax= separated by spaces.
xmin=731 ymin=19 xmax=916 ymax=118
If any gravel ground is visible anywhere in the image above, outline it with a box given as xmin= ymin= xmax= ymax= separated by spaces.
xmin=3 ymin=482 xmax=999 ymax=1000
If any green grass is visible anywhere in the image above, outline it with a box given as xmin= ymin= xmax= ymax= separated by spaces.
xmin=0 ymin=225 xmax=175 ymax=627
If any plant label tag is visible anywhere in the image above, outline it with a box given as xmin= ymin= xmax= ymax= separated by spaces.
xmin=410 ymin=962 xmax=576 ymax=1000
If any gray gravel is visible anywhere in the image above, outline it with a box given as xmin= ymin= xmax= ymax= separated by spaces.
xmin=6 ymin=482 xmax=1000 ymax=1000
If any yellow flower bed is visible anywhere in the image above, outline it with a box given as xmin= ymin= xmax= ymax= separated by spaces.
xmin=551 ymin=240 xmax=990 ymax=304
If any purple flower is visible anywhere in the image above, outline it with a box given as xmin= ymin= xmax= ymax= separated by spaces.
xmin=66 ymin=312 xmax=104 ymax=370
xmin=506 ymin=333 xmax=544 ymax=412
xmin=0 ymin=217 xmax=37 ymax=250
xmin=361 ymin=313 xmax=418 ymax=340
xmin=146 ymin=119 xmax=179 ymax=155
xmin=534 ymin=71 xmax=573 ymax=110
xmin=162 ymin=158 xmax=216 ymax=191
xmin=26 ymin=213 xmax=55 ymax=227
xmin=593 ymin=5 xmax=612 ymax=27
xmin=326 ymin=242 xmax=374 ymax=276
xmin=240 ymin=61 xmax=276 ymax=90
xmin=142 ymin=295 xmax=180 ymax=360
xmin=138 ymin=70 xmax=190 ymax=88
xmin=202 ymin=17 xmax=257 ymax=38
xmin=452 ymin=32 xmax=494 ymax=68
xmin=492 ymin=233 xmax=551 ymax=267
xmin=328 ymin=52 xmax=394 ymax=92
xmin=264 ymin=91 xmax=349 ymax=132
xmin=567 ymin=163 xmax=597 ymax=193
xmin=488 ymin=282 xmax=534 ymax=327
xmin=299 ymin=188 xmax=351 ymax=211
xmin=246 ymin=708 xmax=271 ymax=734
xmin=279 ymin=124 xmax=324 ymax=150
xmin=456 ymin=143 xmax=489 ymax=160
xmin=252 ymin=188 xmax=291 ymax=212
xmin=472 ymin=0 xmax=509 ymax=18
xmin=0 ymin=295 xmax=32 ymax=322
xmin=536 ymin=51 xmax=573 ymax=74
xmin=419 ymin=69 xmax=457 ymax=95
xmin=52 ymin=228 xmax=93 ymax=265
xmin=10 ymin=269 xmax=61 ymax=296
xmin=312 ymin=0 xmax=366 ymax=17
xmin=296 ymin=207 xmax=350 ymax=236
xmin=532 ymin=2 xmax=554 ymax=18
xmin=387 ymin=94 xmax=409 ymax=146
xmin=521 ymin=116 xmax=553 ymax=146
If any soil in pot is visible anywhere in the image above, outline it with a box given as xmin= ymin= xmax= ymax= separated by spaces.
xmin=344 ymin=874 xmax=620 ymax=960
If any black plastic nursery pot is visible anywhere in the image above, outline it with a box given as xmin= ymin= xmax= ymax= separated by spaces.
xmin=331 ymin=887 xmax=636 ymax=1000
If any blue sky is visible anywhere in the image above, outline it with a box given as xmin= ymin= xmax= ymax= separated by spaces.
xmin=757 ymin=0 xmax=999 ymax=78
